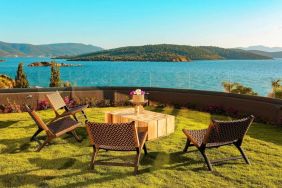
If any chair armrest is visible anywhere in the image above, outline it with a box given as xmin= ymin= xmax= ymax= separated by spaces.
xmin=68 ymin=105 xmax=88 ymax=113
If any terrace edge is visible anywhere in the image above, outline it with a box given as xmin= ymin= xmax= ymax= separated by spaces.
xmin=0 ymin=86 xmax=282 ymax=125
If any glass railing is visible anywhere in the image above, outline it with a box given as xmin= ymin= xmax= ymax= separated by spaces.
xmin=22 ymin=69 xmax=272 ymax=97
xmin=1 ymin=58 xmax=280 ymax=98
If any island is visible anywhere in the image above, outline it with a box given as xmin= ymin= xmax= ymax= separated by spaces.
xmin=67 ymin=44 xmax=272 ymax=62
xmin=28 ymin=62 xmax=82 ymax=67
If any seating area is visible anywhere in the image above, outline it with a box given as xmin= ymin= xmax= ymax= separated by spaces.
xmin=0 ymin=105 xmax=281 ymax=187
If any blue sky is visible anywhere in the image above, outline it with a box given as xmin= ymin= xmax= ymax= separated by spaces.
xmin=0 ymin=0 xmax=282 ymax=49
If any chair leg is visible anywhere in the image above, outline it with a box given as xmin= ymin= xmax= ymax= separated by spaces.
xmin=71 ymin=130 xmax=82 ymax=142
xmin=183 ymin=139 xmax=191 ymax=152
xmin=134 ymin=148 xmax=142 ymax=175
xmin=30 ymin=128 xmax=43 ymax=141
xmin=143 ymin=144 xmax=148 ymax=155
xmin=199 ymin=148 xmax=213 ymax=171
xmin=81 ymin=110 xmax=88 ymax=120
xmin=72 ymin=114 xmax=78 ymax=122
xmin=37 ymin=138 xmax=50 ymax=152
xmin=235 ymin=145 xmax=250 ymax=164
xmin=90 ymin=146 xmax=99 ymax=169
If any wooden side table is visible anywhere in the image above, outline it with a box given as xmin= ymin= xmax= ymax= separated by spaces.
xmin=105 ymin=108 xmax=175 ymax=141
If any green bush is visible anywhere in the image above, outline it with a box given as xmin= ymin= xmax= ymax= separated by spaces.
xmin=15 ymin=63 xmax=29 ymax=88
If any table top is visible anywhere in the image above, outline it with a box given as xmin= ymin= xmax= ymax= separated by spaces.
xmin=106 ymin=108 xmax=174 ymax=122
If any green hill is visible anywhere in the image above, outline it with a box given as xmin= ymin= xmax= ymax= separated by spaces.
xmin=248 ymin=50 xmax=282 ymax=58
xmin=0 ymin=41 xmax=103 ymax=57
xmin=69 ymin=44 xmax=271 ymax=62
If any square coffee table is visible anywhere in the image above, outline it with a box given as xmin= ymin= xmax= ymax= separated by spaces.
xmin=105 ymin=108 xmax=175 ymax=141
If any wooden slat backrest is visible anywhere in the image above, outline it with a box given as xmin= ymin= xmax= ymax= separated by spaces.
xmin=46 ymin=92 xmax=66 ymax=111
xmin=86 ymin=121 xmax=139 ymax=148
xmin=203 ymin=115 xmax=254 ymax=145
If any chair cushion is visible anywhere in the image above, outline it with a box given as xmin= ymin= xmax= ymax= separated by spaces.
xmin=184 ymin=129 xmax=236 ymax=147
xmin=48 ymin=117 xmax=79 ymax=136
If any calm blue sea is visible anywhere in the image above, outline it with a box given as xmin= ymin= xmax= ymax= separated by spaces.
xmin=0 ymin=57 xmax=282 ymax=96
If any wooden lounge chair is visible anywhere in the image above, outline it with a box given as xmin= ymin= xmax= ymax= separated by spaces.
xmin=182 ymin=115 xmax=254 ymax=171
xmin=46 ymin=91 xmax=88 ymax=122
xmin=86 ymin=121 xmax=148 ymax=175
xmin=25 ymin=104 xmax=82 ymax=151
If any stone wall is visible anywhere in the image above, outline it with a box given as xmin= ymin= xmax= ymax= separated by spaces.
xmin=1 ymin=87 xmax=281 ymax=124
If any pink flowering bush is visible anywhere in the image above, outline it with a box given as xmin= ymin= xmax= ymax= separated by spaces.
xmin=64 ymin=96 xmax=76 ymax=108
xmin=37 ymin=100 xmax=49 ymax=110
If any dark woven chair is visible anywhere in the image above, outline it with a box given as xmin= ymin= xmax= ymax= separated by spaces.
xmin=86 ymin=121 xmax=148 ymax=175
xmin=182 ymin=115 xmax=254 ymax=171
xmin=25 ymin=105 xmax=82 ymax=151
xmin=46 ymin=91 xmax=88 ymax=123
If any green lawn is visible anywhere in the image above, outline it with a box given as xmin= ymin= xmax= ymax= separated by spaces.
xmin=0 ymin=107 xmax=281 ymax=187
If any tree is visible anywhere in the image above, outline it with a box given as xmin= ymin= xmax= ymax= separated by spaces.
xmin=271 ymin=79 xmax=280 ymax=89
xmin=15 ymin=63 xmax=29 ymax=88
xmin=49 ymin=62 xmax=60 ymax=87
xmin=222 ymin=81 xmax=257 ymax=96
xmin=63 ymin=81 xmax=72 ymax=87
xmin=269 ymin=79 xmax=282 ymax=99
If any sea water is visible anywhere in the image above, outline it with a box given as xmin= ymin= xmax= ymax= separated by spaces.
xmin=0 ymin=57 xmax=282 ymax=96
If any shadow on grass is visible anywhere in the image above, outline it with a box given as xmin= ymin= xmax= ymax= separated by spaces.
xmin=0 ymin=169 xmax=53 ymax=187
xmin=0 ymin=137 xmax=32 ymax=154
xmin=0 ymin=120 xmax=21 ymax=129
xmin=247 ymin=123 xmax=282 ymax=146
xmin=0 ymin=132 xmax=84 ymax=154
xmin=147 ymin=106 xmax=180 ymax=117
xmin=29 ymin=157 xmax=81 ymax=170
xmin=53 ymin=151 xmax=203 ymax=187
xmin=1 ymin=148 xmax=250 ymax=187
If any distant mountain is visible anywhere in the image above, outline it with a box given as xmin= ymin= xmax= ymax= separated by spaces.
xmin=248 ymin=50 xmax=282 ymax=58
xmin=0 ymin=41 xmax=103 ymax=57
xmin=68 ymin=44 xmax=271 ymax=62
xmin=240 ymin=45 xmax=282 ymax=52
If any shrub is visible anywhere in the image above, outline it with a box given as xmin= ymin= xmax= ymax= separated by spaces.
xmin=0 ymin=98 xmax=21 ymax=113
xmin=15 ymin=62 xmax=29 ymax=88
xmin=49 ymin=62 xmax=60 ymax=87
xmin=0 ymin=74 xmax=15 ymax=88
xmin=64 ymin=96 xmax=76 ymax=108
xmin=269 ymin=79 xmax=282 ymax=99
xmin=222 ymin=81 xmax=257 ymax=96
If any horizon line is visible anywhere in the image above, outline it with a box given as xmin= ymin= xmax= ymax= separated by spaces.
xmin=1 ymin=40 xmax=282 ymax=50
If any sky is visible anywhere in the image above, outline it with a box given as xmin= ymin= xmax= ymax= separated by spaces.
xmin=0 ymin=0 xmax=282 ymax=49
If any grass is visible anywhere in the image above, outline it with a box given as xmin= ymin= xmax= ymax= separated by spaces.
xmin=0 ymin=106 xmax=281 ymax=187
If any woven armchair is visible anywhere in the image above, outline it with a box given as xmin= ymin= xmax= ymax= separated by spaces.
xmin=182 ymin=115 xmax=254 ymax=171
xmin=86 ymin=121 xmax=148 ymax=175
xmin=25 ymin=105 xmax=82 ymax=151
xmin=46 ymin=91 xmax=88 ymax=123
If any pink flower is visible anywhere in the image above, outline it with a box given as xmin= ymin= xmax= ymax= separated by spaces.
xmin=130 ymin=89 xmax=146 ymax=95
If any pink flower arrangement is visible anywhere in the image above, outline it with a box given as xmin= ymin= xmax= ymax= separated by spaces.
xmin=130 ymin=89 xmax=145 ymax=95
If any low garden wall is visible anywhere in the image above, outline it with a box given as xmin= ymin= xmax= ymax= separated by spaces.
xmin=0 ymin=87 xmax=282 ymax=125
